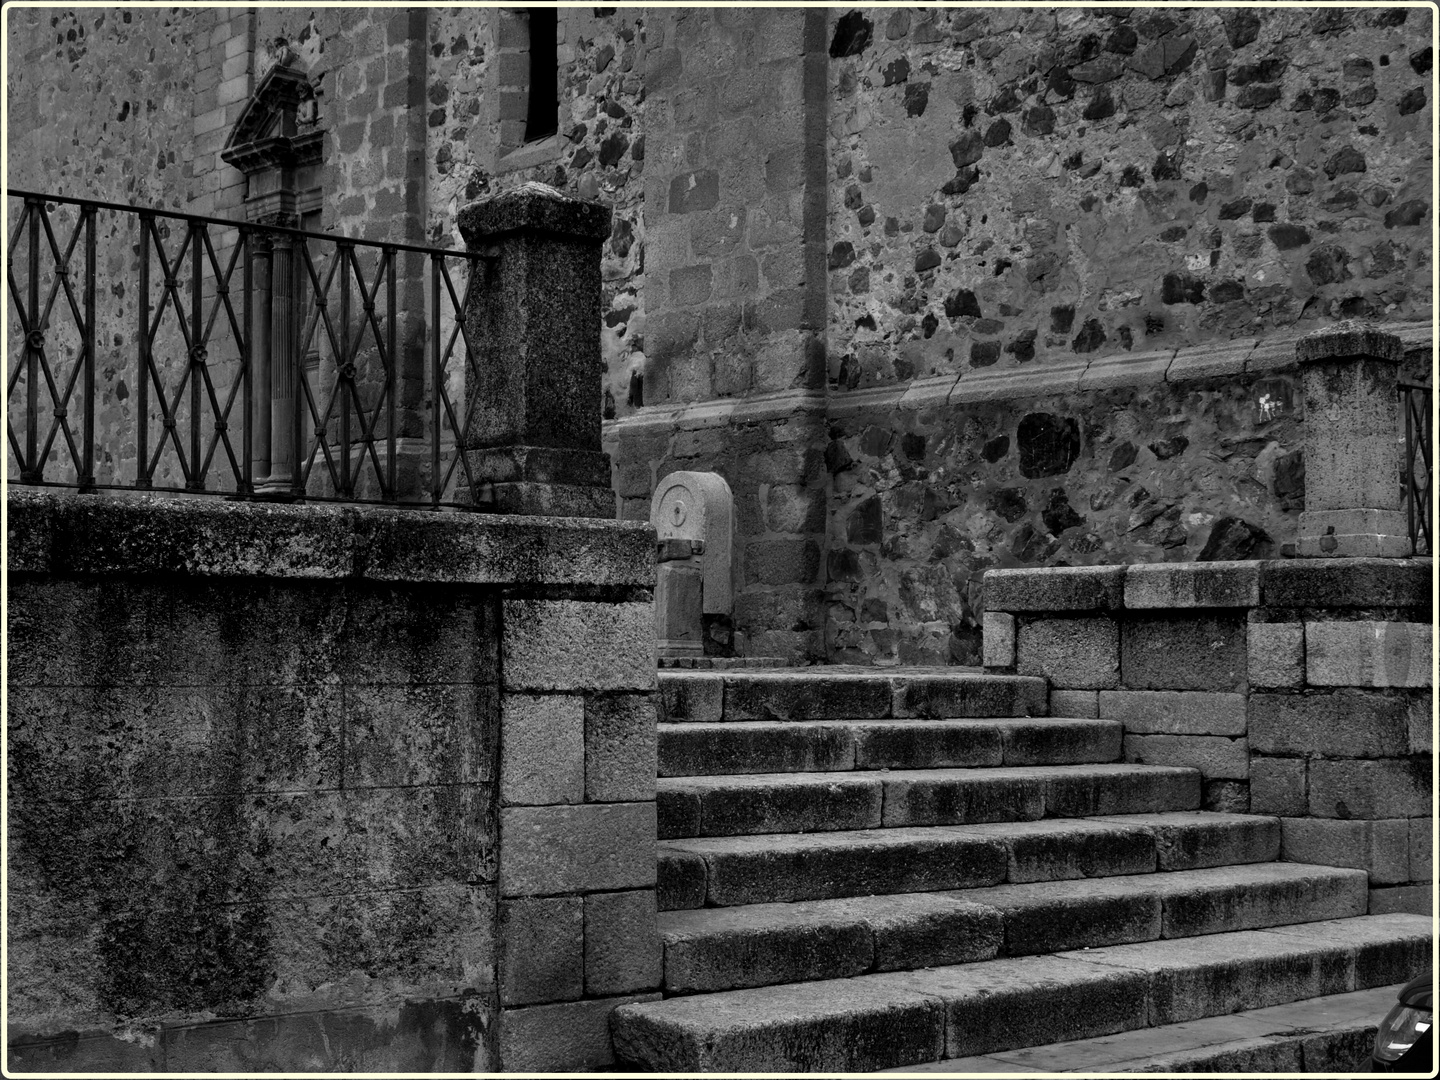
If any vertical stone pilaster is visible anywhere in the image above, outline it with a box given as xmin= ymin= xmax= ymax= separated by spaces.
xmin=1294 ymin=321 xmax=1408 ymax=557
xmin=457 ymin=184 xmax=615 ymax=516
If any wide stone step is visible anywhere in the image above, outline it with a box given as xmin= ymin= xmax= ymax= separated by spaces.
xmin=610 ymin=913 xmax=1432 ymax=1072
xmin=658 ymin=718 xmax=1122 ymax=776
xmin=659 ymin=811 xmax=1280 ymax=909
xmin=657 ymin=863 xmax=1370 ymax=994
xmin=884 ymin=981 xmax=1401 ymax=1073
xmin=658 ymin=763 xmax=1201 ymax=839
xmin=658 ymin=667 xmax=1048 ymax=724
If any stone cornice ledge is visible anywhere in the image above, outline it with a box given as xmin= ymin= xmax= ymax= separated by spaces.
xmin=603 ymin=319 xmax=1433 ymax=437
xmin=6 ymin=490 xmax=655 ymax=588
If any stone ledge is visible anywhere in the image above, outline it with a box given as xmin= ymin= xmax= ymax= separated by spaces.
xmin=985 ymin=566 xmax=1125 ymax=612
xmin=7 ymin=490 xmax=655 ymax=588
xmin=1125 ymin=562 xmax=1261 ymax=609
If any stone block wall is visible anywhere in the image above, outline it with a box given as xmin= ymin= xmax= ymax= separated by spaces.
xmin=984 ymin=558 xmax=1433 ymax=915
xmin=6 ymin=490 xmax=656 ymax=1072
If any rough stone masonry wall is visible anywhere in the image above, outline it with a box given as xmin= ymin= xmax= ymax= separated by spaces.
xmin=983 ymin=559 xmax=1432 ymax=916
xmin=6 ymin=491 xmax=658 ymax=1073
xmin=821 ymin=6 xmax=1433 ymax=665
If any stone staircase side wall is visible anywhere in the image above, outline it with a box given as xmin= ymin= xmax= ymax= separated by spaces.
xmin=6 ymin=490 xmax=657 ymax=1074
xmin=983 ymin=558 xmax=1433 ymax=917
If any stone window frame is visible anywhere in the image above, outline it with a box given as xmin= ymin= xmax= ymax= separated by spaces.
xmin=487 ymin=7 xmax=573 ymax=176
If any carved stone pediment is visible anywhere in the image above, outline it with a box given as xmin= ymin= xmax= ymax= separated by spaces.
xmin=221 ymin=63 xmax=322 ymax=176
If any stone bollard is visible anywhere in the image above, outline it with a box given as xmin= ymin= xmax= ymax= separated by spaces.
xmin=655 ymin=538 xmax=705 ymax=658
xmin=1295 ymin=321 xmax=1409 ymax=557
xmin=456 ymin=182 xmax=614 ymax=517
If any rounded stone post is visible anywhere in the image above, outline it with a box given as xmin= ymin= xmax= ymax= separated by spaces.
xmin=456 ymin=182 xmax=614 ymax=517
xmin=1295 ymin=321 xmax=1407 ymax=557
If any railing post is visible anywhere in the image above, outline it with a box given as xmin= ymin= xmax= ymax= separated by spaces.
xmin=1294 ymin=321 xmax=1408 ymax=557
xmin=259 ymin=227 xmax=297 ymax=494
xmin=455 ymin=182 xmax=613 ymax=517
xmin=24 ymin=198 xmax=40 ymax=482
xmin=79 ymin=204 xmax=96 ymax=491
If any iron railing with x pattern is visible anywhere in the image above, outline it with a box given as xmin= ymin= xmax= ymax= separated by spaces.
xmin=1399 ymin=380 xmax=1432 ymax=556
xmin=7 ymin=190 xmax=494 ymax=508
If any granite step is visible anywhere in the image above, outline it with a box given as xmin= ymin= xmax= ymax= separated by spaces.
xmin=657 ymin=717 xmax=1123 ymax=776
xmin=610 ymin=914 xmax=1432 ymax=1072
xmin=658 ymin=763 xmax=1201 ymax=839
xmin=881 ymin=981 xmax=1400 ymax=1073
xmin=659 ymin=810 xmax=1281 ymax=909
xmin=657 ymin=863 xmax=1370 ymax=994
xmin=657 ymin=667 xmax=1049 ymax=724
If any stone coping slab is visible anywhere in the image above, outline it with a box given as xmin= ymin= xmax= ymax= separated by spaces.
xmin=986 ymin=558 xmax=1431 ymax=613
xmin=7 ymin=489 xmax=655 ymax=588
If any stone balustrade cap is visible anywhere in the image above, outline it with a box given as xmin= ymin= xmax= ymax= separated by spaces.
xmin=1295 ymin=320 xmax=1405 ymax=364
xmin=458 ymin=181 xmax=612 ymax=245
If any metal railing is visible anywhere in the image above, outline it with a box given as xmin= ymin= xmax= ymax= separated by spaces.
xmin=7 ymin=189 xmax=493 ymax=508
xmin=1399 ymin=380 xmax=1431 ymax=556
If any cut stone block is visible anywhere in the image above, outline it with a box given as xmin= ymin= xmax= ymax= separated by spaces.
xmin=1307 ymin=759 xmax=1432 ymax=820
xmin=1409 ymin=817 xmax=1432 ymax=882
xmin=724 ymin=673 xmax=894 ymax=720
xmin=658 ymin=772 xmax=883 ymax=837
xmin=946 ymin=818 xmax=1158 ymax=883
xmin=1120 ymin=614 xmax=1247 ymax=692
xmin=1017 ymin=616 xmax=1120 ymax=690
xmin=881 ymin=769 xmax=1046 ymax=827
xmin=1305 ymin=620 xmax=1432 ymax=688
xmin=1039 ymin=763 xmax=1202 ymax=817
xmin=658 ymin=847 xmax=707 ymax=910
xmin=1259 ymin=558 xmax=1431 ymax=609
xmin=1249 ymin=690 xmax=1410 ymax=758
xmin=1099 ymin=690 xmax=1247 ymax=735
xmin=1152 ymin=863 xmax=1368 ymax=937
xmin=658 ymin=672 xmax=724 ymax=723
xmin=1124 ymin=561 xmax=1261 ymax=609
xmin=984 ymin=565 xmax=1126 ymax=612
xmin=502 ymin=992 xmax=661 ymax=1071
xmin=960 ymin=879 xmax=1161 ymax=955
xmin=1123 ymin=734 xmax=1249 ymax=780
xmin=1247 ymin=622 xmax=1305 ymax=688
xmin=1409 ymin=691 xmax=1432 ymax=753
xmin=1090 ymin=810 xmax=1280 ymax=871
xmin=500 ymin=896 xmax=583 ymax=1006
xmin=982 ymin=611 xmax=1016 ymax=668
xmin=1369 ymin=883 xmax=1433 ymax=916
xmin=501 ymin=694 xmax=584 ymax=806
xmin=1280 ymin=817 xmax=1411 ymax=884
xmin=502 ymin=600 xmax=655 ymax=692
xmin=584 ymin=889 xmax=661 ymax=996
xmin=854 ymin=721 xmax=1003 ymax=770
xmin=585 ymin=693 xmax=657 ymax=802
xmin=500 ymin=802 xmax=657 ymax=896
xmin=1049 ymin=689 xmax=1098 ymax=718
xmin=891 ymin=674 xmax=1048 ymax=718
xmin=1249 ymin=756 xmax=1307 ymax=816
xmin=659 ymin=721 xmax=857 ymax=776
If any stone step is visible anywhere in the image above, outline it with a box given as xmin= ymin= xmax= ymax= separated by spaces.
xmin=657 ymin=717 xmax=1123 ymax=776
xmin=659 ymin=810 xmax=1280 ymax=909
xmin=882 ymin=981 xmax=1400 ymax=1073
xmin=658 ymin=667 xmax=1048 ymax=724
xmin=610 ymin=913 xmax=1432 ymax=1072
xmin=658 ymin=763 xmax=1201 ymax=839
xmin=657 ymin=863 xmax=1369 ymax=994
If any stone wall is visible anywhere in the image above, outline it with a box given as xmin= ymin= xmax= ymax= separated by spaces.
xmin=983 ymin=559 xmax=1432 ymax=916
xmin=6 ymin=490 xmax=657 ymax=1072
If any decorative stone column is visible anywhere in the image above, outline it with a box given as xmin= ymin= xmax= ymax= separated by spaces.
xmin=457 ymin=182 xmax=614 ymax=517
xmin=1295 ymin=322 xmax=1408 ymax=557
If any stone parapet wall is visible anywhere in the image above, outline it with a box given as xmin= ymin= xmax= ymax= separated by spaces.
xmin=982 ymin=557 xmax=1433 ymax=915
xmin=6 ymin=491 xmax=656 ymax=1073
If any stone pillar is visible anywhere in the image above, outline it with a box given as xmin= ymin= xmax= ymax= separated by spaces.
xmin=654 ymin=539 xmax=705 ymax=659
xmin=1295 ymin=322 xmax=1407 ymax=557
xmin=248 ymin=233 xmax=274 ymax=484
xmin=457 ymin=182 xmax=614 ymax=517
xmin=261 ymin=233 xmax=298 ymax=493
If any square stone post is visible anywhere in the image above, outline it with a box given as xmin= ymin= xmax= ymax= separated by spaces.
xmin=457 ymin=182 xmax=614 ymax=517
xmin=1295 ymin=322 xmax=1408 ymax=557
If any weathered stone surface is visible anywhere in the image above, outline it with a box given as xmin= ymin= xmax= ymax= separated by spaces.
xmin=658 ymin=672 xmax=724 ymax=723
xmin=1368 ymin=883 xmax=1433 ymax=916
xmin=657 ymin=848 xmax=707 ymax=910
xmin=961 ymin=879 xmax=1161 ymax=955
xmin=1154 ymin=863 xmax=1368 ymax=937
xmin=1091 ymin=810 xmax=1280 ymax=871
xmin=1017 ymin=617 xmax=1120 ymax=690
xmin=995 ymin=718 xmax=1122 ymax=766
xmin=985 ymin=566 xmax=1126 ymax=612
xmin=1280 ymin=817 xmax=1411 ymax=883
xmin=1250 ymin=757 xmax=1307 ymax=816
xmin=660 ymin=721 xmax=856 ymax=775
xmin=1124 ymin=735 xmax=1249 ymax=779
xmin=500 ymin=896 xmax=583 ymax=1006
xmin=1259 ymin=559 xmax=1431 ymax=608
xmin=724 ymin=673 xmax=894 ymax=720
xmin=1121 ymin=614 xmax=1247 ymax=692
xmin=1306 ymin=759 xmax=1432 ymax=820
xmin=502 ymin=993 xmax=661 ymax=1071
xmin=1408 ymin=692 xmax=1432 ymax=753
xmin=500 ymin=802 xmax=657 ymax=896
xmin=1124 ymin=562 xmax=1261 ymax=609
xmin=982 ymin=611 xmax=1016 ymax=668
xmin=502 ymin=600 xmax=655 ymax=692
xmin=1247 ymin=622 xmax=1305 ymax=688
xmin=501 ymin=694 xmax=584 ymax=806
xmin=584 ymin=889 xmax=661 ymax=996
xmin=882 ymin=769 xmax=1046 ymax=827
xmin=1249 ymin=690 xmax=1410 ymax=757
xmin=854 ymin=721 xmax=1003 ymax=770
xmin=1409 ymin=817 xmax=1432 ymax=882
xmin=1041 ymin=763 xmax=1202 ymax=817
xmin=659 ymin=773 xmax=882 ymax=837
xmin=1305 ymin=621 xmax=1432 ymax=688
xmin=891 ymin=675 xmax=1049 ymax=719
xmin=585 ymin=694 xmax=658 ymax=802
xmin=1049 ymin=690 xmax=1099 ymax=718
xmin=1100 ymin=690 xmax=1246 ymax=735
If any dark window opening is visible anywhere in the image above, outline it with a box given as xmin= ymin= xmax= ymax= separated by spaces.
xmin=524 ymin=8 xmax=558 ymax=142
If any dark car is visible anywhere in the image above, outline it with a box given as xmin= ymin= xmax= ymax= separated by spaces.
xmin=1367 ymin=973 xmax=1433 ymax=1073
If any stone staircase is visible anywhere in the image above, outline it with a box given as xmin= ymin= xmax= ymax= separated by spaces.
xmin=611 ymin=668 xmax=1432 ymax=1072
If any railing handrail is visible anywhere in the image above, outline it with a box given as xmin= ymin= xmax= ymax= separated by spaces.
xmin=5 ymin=188 xmax=489 ymax=261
